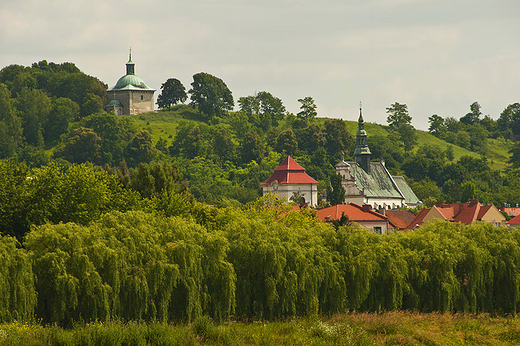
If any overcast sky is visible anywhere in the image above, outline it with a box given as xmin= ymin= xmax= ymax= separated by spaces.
xmin=1 ymin=0 xmax=519 ymax=130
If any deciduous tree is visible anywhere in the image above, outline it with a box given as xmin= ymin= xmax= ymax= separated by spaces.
xmin=297 ymin=96 xmax=317 ymax=119
xmin=157 ymin=78 xmax=187 ymax=110
xmin=189 ymin=72 xmax=234 ymax=121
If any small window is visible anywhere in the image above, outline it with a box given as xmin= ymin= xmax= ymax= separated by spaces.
xmin=141 ymin=95 xmax=144 ymax=100
xmin=373 ymin=227 xmax=382 ymax=235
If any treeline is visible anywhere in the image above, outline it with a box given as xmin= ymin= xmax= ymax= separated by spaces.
xmin=428 ymin=102 xmax=520 ymax=153
xmin=0 ymin=61 xmax=107 ymax=162
xmin=2 ymin=208 xmax=520 ymax=326
xmin=2 ymin=61 xmax=520 ymax=207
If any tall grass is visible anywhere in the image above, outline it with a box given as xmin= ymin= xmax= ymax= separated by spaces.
xmin=1 ymin=312 xmax=520 ymax=345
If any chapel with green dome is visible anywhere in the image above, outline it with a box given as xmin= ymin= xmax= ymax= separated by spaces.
xmin=106 ymin=52 xmax=155 ymax=115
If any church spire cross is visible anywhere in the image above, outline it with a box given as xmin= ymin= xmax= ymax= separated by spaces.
xmin=126 ymin=48 xmax=135 ymax=75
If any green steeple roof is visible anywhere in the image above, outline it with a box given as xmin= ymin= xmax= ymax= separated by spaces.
xmin=354 ymin=105 xmax=371 ymax=172
xmin=107 ymin=53 xmax=155 ymax=92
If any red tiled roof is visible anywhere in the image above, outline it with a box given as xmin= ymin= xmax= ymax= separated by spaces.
xmin=477 ymin=205 xmax=492 ymax=220
xmin=453 ymin=202 xmax=480 ymax=224
xmin=406 ymin=208 xmax=430 ymax=230
xmin=261 ymin=156 xmax=318 ymax=185
xmin=385 ymin=209 xmax=416 ymax=229
xmin=435 ymin=205 xmax=455 ymax=220
xmin=409 ymin=200 xmax=501 ymax=229
xmin=507 ymin=214 xmax=520 ymax=224
xmin=316 ymin=203 xmax=389 ymax=222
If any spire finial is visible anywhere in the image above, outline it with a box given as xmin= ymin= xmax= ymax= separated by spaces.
xmin=129 ymin=47 xmax=132 ymax=61
xmin=358 ymin=101 xmax=364 ymax=123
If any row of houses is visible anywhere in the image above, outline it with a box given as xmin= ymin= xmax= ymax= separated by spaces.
xmin=260 ymin=108 xmax=508 ymax=233
xmin=315 ymin=200 xmax=508 ymax=235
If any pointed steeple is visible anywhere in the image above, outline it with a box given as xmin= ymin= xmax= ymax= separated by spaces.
xmin=126 ymin=47 xmax=135 ymax=75
xmin=354 ymin=103 xmax=371 ymax=173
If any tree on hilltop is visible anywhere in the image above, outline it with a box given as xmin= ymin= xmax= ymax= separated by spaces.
xmin=157 ymin=78 xmax=187 ymax=110
xmin=189 ymin=72 xmax=234 ymax=122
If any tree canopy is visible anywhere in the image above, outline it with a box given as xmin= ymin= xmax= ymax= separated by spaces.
xmin=157 ymin=78 xmax=187 ymax=110
xmin=189 ymin=72 xmax=234 ymax=121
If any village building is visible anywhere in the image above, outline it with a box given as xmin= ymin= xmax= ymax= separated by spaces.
xmin=261 ymin=156 xmax=319 ymax=206
xmin=106 ymin=52 xmax=155 ymax=115
xmin=499 ymin=205 xmax=520 ymax=218
xmin=407 ymin=199 xmax=506 ymax=229
xmin=335 ymin=108 xmax=421 ymax=210
xmin=316 ymin=203 xmax=395 ymax=235
xmin=385 ymin=209 xmax=417 ymax=231
xmin=507 ymin=214 xmax=520 ymax=229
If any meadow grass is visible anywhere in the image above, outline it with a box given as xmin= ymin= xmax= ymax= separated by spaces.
xmin=1 ymin=312 xmax=519 ymax=346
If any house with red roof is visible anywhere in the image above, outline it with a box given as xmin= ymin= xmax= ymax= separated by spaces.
xmin=385 ymin=209 xmax=416 ymax=231
xmin=261 ymin=156 xmax=319 ymax=206
xmin=406 ymin=199 xmax=506 ymax=229
xmin=316 ymin=203 xmax=395 ymax=235
xmin=507 ymin=214 xmax=520 ymax=229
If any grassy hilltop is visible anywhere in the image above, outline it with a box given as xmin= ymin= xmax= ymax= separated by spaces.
xmin=127 ymin=105 xmax=510 ymax=170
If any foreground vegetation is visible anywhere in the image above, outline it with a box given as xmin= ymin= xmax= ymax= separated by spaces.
xmin=1 ymin=312 xmax=520 ymax=345
xmin=2 ymin=204 xmax=520 ymax=326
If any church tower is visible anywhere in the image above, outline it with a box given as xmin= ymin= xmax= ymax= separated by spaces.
xmin=106 ymin=51 xmax=155 ymax=115
xmin=354 ymin=105 xmax=371 ymax=173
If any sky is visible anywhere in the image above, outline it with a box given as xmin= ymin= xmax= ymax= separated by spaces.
xmin=1 ymin=0 xmax=519 ymax=130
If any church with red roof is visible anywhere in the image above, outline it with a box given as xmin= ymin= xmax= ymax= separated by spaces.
xmin=261 ymin=156 xmax=319 ymax=206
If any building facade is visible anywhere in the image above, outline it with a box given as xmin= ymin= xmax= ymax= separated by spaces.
xmin=316 ymin=203 xmax=394 ymax=235
xmin=261 ymin=156 xmax=319 ymax=206
xmin=106 ymin=53 xmax=155 ymax=115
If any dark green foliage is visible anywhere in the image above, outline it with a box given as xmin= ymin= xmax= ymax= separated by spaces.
xmin=54 ymin=127 xmax=102 ymax=164
xmin=16 ymin=87 xmax=51 ymax=147
xmin=0 ymin=161 xmax=142 ymax=239
xmin=44 ymin=97 xmax=80 ymax=143
xmin=170 ymin=121 xmax=210 ymax=159
xmin=189 ymin=72 xmax=234 ymax=121
xmin=323 ymin=119 xmax=355 ymax=162
xmin=157 ymin=78 xmax=187 ymax=110
xmin=460 ymin=102 xmax=482 ymax=125
xmin=386 ymin=102 xmax=412 ymax=127
xmin=297 ymin=96 xmax=317 ymax=119
xmin=240 ymin=130 xmax=265 ymax=164
xmin=238 ymin=91 xmax=286 ymax=130
xmin=275 ymin=128 xmax=298 ymax=156
xmin=125 ymin=130 xmax=156 ymax=167
xmin=326 ymin=173 xmax=345 ymax=206
xmin=0 ymin=84 xmax=22 ymax=158
xmin=509 ymin=142 xmax=520 ymax=169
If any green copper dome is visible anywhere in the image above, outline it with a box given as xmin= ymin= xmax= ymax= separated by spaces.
xmin=112 ymin=74 xmax=153 ymax=90
xmin=107 ymin=54 xmax=155 ymax=91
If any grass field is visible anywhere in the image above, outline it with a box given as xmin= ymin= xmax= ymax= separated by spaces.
xmin=124 ymin=107 xmax=511 ymax=170
xmin=1 ymin=312 xmax=519 ymax=345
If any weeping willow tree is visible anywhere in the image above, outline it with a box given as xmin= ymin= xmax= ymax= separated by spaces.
xmin=17 ymin=203 xmax=520 ymax=324
xmin=0 ymin=236 xmax=36 ymax=322
xmin=225 ymin=205 xmax=347 ymax=320
xmin=25 ymin=211 xmax=236 ymax=325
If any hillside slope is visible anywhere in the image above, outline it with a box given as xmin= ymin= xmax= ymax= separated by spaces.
xmin=126 ymin=106 xmax=510 ymax=170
